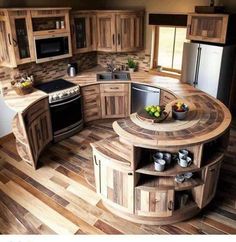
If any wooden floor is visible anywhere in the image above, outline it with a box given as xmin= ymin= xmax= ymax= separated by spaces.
xmin=0 ymin=121 xmax=235 ymax=234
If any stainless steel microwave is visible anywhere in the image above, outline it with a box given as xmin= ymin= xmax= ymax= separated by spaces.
xmin=34 ymin=33 xmax=72 ymax=63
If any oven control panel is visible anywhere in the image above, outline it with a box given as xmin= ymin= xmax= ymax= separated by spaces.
xmin=49 ymin=86 xmax=80 ymax=103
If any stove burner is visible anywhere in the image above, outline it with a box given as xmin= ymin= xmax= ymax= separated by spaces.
xmin=36 ymin=79 xmax=76 ymax=93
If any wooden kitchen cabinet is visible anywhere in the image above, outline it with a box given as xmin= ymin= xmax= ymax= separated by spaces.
xmin=100 ymin=83 xmax=130 ymax=119
xmin=99 ymin=156 xmax=134 ymax=213
xmin=21 ymin=97 xmax=52 ymax=168
xmin=96 ymin=12 xmax=116 ymax=52
xmin=135 ymin=187 xmax=174 ymax=217
xmin=186 ymin=13 xmax=236 ymax=44
xmin=81 ymin=84 xmax=102 ymax=122
xmin=96 ymin=10 xmax=144 ymax=52
xmin=0 ymin=9 xmax=35 ymax=67
xmin=71 ymin=11 xmax=96 ymax=53
xmin=116 ymin=11 xmax=144 ymax=52
xmin=193 ymin=159 xmax=222 ymax=209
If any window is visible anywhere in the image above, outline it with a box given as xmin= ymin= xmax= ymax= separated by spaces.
xmin=158 ymin=27 xmax=186 ymax=70
xmin=151 ymin=26 xmax=187 ymax=76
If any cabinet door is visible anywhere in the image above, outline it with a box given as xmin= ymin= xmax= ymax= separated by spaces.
xmin=0 ymin=14 xmax=17 ymax=67
xmin=71 ymin=13 xmax=96 ymax=53
xmin=9 ymin=10 xmax=35 ymax=65
xmin=135 ymin=188 xmax=174 ymax=217
xmin=96 ymin=13 xmax=116 ymax=52
xmin=201 ymin=161 xmax=221 ymax=208
xmin=187 ymin=14 xmax=228 ymax=44
xmin=100 ymin=158 xmax=134 ymax=213
xmin=116 ymin=12 xmax=144 ymax=52
xmin=101 ymin=92 xmax=129 ymax=118
xmin=27 ymin=111 xmax=52 ymax=168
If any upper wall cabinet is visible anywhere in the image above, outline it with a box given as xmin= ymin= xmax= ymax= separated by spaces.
xmin=0 ymin=9 xmax=35 ymax=67
xmin=116 ymin=12 xmax=144 ymax=52
xmin=71 ymin=11 xmax=97 ymax=53
xmin=186 ymin=13 xmax=236 ymax=44
xmin=96 ymin=12 xmax=117 ymax=52
xmin=96 ymin=10 xmax=144 ymax=52
xmin=0 ymin=8 xmax=71 ymax=68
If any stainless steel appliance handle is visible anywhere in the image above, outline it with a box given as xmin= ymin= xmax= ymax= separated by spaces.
xmin=50 ymin=95 xmax=80 ymax=107
xmin=132 ymin=86 xmax=160 ymax=94
xmin=194 ymin=46 xmax=202 ymax=86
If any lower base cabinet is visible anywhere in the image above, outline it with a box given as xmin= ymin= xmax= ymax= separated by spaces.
xmin=93 ymin=150 xmax=134 ymax=213
xmin=135 ymin=188 xmax=174 ymax=217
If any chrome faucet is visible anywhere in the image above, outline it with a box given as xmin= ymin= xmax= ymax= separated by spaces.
xmin=107 ymin=59 xmax=117 ymax=74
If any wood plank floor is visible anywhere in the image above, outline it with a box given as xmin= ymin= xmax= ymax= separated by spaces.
xmin=0 ymin=121 xmax=235 ymax=234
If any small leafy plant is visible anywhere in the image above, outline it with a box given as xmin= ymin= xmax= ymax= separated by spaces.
xmin=127 ymin=58 xmax=137 ymax=69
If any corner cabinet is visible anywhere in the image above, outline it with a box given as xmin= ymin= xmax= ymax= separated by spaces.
xmin=12 ymin=97 xmax=53 ymax=169
xmin=71 ymin=11 xmax=96 ymax=53
xmin=186 ymin=13 xmax=236 ymax=44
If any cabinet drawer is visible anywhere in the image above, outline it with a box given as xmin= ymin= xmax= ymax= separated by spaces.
xmin=83 ymin=93 xmax=101 ymax=110
xmin=100 ymin=84 xmax=129 ymax=93
xmin=81 ymin=84 xmax=100 ymax=96
xmin=23 ymin=98 xmax=49 ymax=125
xmin=83 ymin=107 xmax=101 ymax=122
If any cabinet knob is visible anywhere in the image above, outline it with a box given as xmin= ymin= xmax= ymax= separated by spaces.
xmin=128 ymin=172 xmax=133 ymax=176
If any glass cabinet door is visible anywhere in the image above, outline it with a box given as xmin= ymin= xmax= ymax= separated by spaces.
xmin=74 ymin=17 xmax=87 ymax=49
xmin=14 ymin=18 xmax=31 ymax=59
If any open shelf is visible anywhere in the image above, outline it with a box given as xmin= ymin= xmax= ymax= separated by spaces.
xmin=136 ymin=161 xmax=200 ymax=177
xmin=136 ymin=174 xmax=204 ymax=191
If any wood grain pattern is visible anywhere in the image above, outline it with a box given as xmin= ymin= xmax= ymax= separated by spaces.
xmin=0 ymin=115 xmax=235 ymax=233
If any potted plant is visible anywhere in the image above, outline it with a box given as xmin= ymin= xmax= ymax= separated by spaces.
xmin=127 ymin=58 xmax=137 ymax=73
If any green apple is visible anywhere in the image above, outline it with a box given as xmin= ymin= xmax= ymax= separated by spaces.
xmin=150 ymin=107 xmax=156 ymax=113
xmin=156 ymin=106 xmax=161 ymax=112
xmin=154 ymin=111 xmax=160 ymax=118
xmin=145 ymin=106 xmax=151 ymax=112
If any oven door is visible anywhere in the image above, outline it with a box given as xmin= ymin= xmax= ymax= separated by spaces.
xmin=50 ymin=95 xmax=83 ymax=137
xmin=34 ymin=33 xmax=72 ymax=63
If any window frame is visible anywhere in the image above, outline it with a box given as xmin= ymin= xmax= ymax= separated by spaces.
xmin=150 ymin=25 xmax=187 ymax=79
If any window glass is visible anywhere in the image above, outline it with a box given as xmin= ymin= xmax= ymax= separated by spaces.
xmin=157 ymin=27 xmax=187 ymax=70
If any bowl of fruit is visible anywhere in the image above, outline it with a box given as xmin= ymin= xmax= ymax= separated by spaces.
xmin=143 ymin=105 xmax=169 ymax=123
xmin=172 ymin=101 xmax=189 ymax=120
xmin=11 ymin=74 xmax=34 ymax=96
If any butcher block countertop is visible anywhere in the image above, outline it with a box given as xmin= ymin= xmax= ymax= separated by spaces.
xmin=3 ymin=66 xmax=232 ymax=141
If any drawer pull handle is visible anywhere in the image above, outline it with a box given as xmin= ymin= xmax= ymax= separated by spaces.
xmin=209 ymin=168 xmax=216 ymax=172
xmin=110 ymin=87 xmax=119 ymax=90
xmin=165 ymin=95 xmax=171 ymax=100
xmin=168 ymin=201 xmax=174 ymax=211
xmin=128 ymin=172 xmax=133 ymax=176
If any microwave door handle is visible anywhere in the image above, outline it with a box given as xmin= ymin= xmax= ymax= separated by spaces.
xmin=50 ymin=95 xmax=81 ymax=107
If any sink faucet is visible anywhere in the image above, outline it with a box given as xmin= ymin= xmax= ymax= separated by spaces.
xmin=107 ymin=59 xmax=117 ymax=74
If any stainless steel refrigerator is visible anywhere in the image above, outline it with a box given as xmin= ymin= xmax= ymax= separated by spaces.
xmin=181 ymin=42 xmax=236 ymax=106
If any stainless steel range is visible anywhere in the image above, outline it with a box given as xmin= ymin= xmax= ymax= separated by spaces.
xmin=36 ymin=79 xmax=83 ymax=142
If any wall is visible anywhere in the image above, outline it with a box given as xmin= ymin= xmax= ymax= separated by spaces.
xmin=0 ymin=0 xmax=106 ymax=9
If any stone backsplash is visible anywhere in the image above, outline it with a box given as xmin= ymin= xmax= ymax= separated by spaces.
xmin=97 ymin=51 xmax=151 ymax=72
xmin=0 ymin=52 xmax=97 ymax=89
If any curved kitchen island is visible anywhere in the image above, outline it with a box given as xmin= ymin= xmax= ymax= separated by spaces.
xmin=91 ymin=89 xmax=231 ymax=225
xmin=2 ymin=69 xmax=232 ymax=224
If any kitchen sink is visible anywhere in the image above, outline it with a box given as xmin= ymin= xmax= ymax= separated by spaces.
xmin=97 ymin=72 xmax=131 ymax=81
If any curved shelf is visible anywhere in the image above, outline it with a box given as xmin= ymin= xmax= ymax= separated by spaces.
xmin=135 ymin=175 xmax=204 ymax=191
xmin=136 ymin=162 xmax=200 ymax=177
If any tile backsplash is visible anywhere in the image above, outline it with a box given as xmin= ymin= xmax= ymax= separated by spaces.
xmin=97 ymin=51 xmax=151 ymax=72
xmin=0 ymin=50 xmax=150 ymax=89
xmin=0 ymin=52 xmax=97 ymax=89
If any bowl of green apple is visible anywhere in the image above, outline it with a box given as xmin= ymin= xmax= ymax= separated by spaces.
xmin=142 ymin=105 xmax=169 ymax=123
